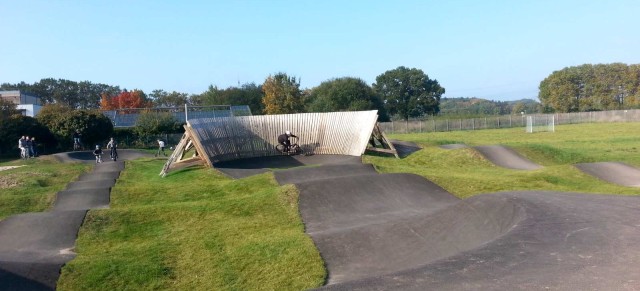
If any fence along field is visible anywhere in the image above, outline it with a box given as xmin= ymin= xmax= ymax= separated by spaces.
xmin=102 ymin=105 xmax=253 ymax=127
xmin=379 ymin=109 xmax=640 ymax=134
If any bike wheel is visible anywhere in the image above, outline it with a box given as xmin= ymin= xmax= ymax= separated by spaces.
xmin=293 ymin=145 xmax=303 ymax=155
xmin=275 ymin=144 xmax=285 ymax=154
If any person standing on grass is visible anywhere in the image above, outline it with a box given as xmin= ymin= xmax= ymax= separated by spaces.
xmin=30 ymin=137 xmax=37 ymax=157
xmin=18 ymin=136 xmax=27 ymax=159
xmin=24 ymin=136 xmax=33 ymax=158
xmin=155 ymin=139 xmax=167 ymax=157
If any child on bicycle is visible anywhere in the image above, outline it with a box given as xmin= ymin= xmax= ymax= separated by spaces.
xmin=73 ymin=130 xmax=83 ymax=150
xmin=277 ymin=130 xmax=297 ymax=152
xmin=93 ymin=145 xmax=103 ymax=163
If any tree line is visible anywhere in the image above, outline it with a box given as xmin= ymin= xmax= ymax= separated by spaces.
xmin=439 ymin=98 xmax=540 ymax=118
xmin=1 ymin=66 xmax=446 ymax=121
xmin=539 ymin=63 xmax=640 ymax=112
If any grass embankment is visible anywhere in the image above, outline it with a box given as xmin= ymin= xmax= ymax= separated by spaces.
xmin=58 ymin=159 xmax=325 ymax=290
xmin=0 ymin=157 xmax=90 ymax=219
xmin=365 ymin=122 xmax=640 ymax=198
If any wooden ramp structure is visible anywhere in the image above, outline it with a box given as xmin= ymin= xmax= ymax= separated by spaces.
xmin=160 ymin=110 xmax=397 ymax=176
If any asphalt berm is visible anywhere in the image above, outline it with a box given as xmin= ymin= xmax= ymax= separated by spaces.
xmin=575 ymin=162 xmax=640 ymax=187
xmin=220 ymin=153 xmax=640 ymax=289
xmin=473 ymin=145 xmax=543 ymax=170
xmin=0 ymin=150 xmax=150 ymax=290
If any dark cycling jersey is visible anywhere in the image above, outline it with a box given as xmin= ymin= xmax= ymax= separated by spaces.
xmin=278 ymin=133 xmax=297 ymax=144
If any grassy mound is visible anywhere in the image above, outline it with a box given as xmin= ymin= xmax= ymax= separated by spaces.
xmin=365 ymin=123 xmax=640 ymax=198
xmin=0 ymin=157 xmax=90 ymax=219
xmin=58 ymin=159 xmax=325 ymax=290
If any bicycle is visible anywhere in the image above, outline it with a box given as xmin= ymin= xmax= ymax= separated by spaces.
xmin=95 ymin=153 xmax=103 ymax=163
xmin=110 ymin=147 xmax=118 ymax=161
xmin=276 ymin=137 xmax=304 ymax=155
xmin=19 ymin=147 xmax=28 ymax=159
xmin=73 ymin=139 xmax=83 ymax=151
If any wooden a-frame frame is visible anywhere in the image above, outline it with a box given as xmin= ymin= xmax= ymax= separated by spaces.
xmin=160 ymin=119 xmax=399 ymax=177
xmin=365 ymin=123 xmax=399 ymax=158
xmin=159 ymin=124 xmax=211 ymax=177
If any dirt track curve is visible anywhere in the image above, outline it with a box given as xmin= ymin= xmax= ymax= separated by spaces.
xmin=0 ymin=150 xmax=150 ymax=290
xmin=219 ymin=151 xmax=640 ymax=290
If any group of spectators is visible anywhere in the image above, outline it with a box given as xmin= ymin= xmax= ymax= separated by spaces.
xmin=18 ymin=136 xmax=38 ymax=159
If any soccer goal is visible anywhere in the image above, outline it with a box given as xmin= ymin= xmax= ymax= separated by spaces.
xmin=526 ymin=115 xmax=555 ymax=133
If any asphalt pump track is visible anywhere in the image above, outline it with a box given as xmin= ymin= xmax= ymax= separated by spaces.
xmin=443 ymin=144 xmax=640 ymax=188
xmin=0 ymin=150 xmax=149 ymax=290
xmin=220 ymin=153 xmax=640 ymax=290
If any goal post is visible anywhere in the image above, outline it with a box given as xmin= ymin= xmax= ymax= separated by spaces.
xmin=526 ymin=115 xmax=555 ymax=133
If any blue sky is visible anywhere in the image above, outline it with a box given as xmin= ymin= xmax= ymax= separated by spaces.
xmin=1 ymin=0 xmax=638 ymax=101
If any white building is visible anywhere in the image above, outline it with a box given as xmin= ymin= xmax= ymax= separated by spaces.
xmin=0 ymin=90 xmax=43 ymax=117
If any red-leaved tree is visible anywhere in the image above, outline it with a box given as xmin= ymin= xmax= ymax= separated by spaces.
xmin=100 ymin=90 xmax=151 ymax=113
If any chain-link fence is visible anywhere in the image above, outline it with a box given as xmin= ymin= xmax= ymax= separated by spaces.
xmin=379 ymin=109 xmax=640 ymax=134
xmin=102 ymin=105 xmax=252 ymax=127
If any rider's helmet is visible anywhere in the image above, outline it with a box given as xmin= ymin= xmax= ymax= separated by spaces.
xmin=95 ymin=145 xmax=100 ymax=149
xmin=285 ymin=130 xmax=291 ymax=136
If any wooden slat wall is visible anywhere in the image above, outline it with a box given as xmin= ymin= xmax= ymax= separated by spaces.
xmin=188 ymin=110 xmax=379 ymax=162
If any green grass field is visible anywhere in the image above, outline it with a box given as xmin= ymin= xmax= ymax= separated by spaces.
xmin=1 ymin=122 xmax=639 ymax=290
xmin=365 ymin=122 xmax=640 ymax=198
xmin=57 ymin=159 xmax=325 ymax=291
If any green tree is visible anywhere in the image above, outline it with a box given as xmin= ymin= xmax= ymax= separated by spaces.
xmin=307 ymin=77 xmax=389 ymax=121
xmin=262 ymin=73 xmax=304 ymax=114
xmin=2 ymin=79 xmax=120 ymax=109
xmin=539 ymin=63 xmax=640 ymax=112
xmin=134 ymin=111 xmax=182 ymax=138
xmin=192 ymin=83 xmax=264 ymax=114
xmin=373 ymin=66 xmax=444 ymax=120
xmin=37 ymin=104 xmax=113 ymax=150
xmin=150 ymin=90 xmax=190 ymax=107
xmin=0 ymin=115 xmax=55 ymax=155
xmin=0 ymin=98 xmax=20 ymax=121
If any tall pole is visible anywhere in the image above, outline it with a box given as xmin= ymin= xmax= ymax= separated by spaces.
xmin=184 ymin=104 xmax=188 ymax=123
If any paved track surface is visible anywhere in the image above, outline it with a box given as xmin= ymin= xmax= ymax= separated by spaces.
xmin=320 ymin=191 xmax=640 ymax=290
xmin=214 ymin=155 xmax=362 ymax=179
xmin=439 ymin=143 xmax=468 ymax=149
xmin=474 ymin=145 xmax=543 ymax=170
xmin=0 ymin=150 xmax=149 ymax=290
xmin=274 ymin=164 xmax=376 ymax=185
xmin=575 ymin=162 xmax=640 ymax=187
xmin=52 ymin=149 xmax=149 ymax=164
xmin=216 ymin=154 xmax=640 ymax=289
xmin=389 ymin=140 xmax=422 ymax=157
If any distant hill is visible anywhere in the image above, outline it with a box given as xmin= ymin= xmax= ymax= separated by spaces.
xmin=439 ymin=97 xmax=540 ymax=116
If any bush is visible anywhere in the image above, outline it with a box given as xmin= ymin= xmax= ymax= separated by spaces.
xmin=37 ymin=104 xmax=113 ymax=150
xmin=134 ymin=111 xmax=183 ymax=138
xmin=0 ymin=115 xmax=55 ymax=156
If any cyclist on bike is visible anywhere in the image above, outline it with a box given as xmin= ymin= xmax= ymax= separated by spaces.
xmin=73 ymin=130 xmax=83 ymax=150
xmin=107 ymin=137 xmax=118 ymax=161
xmin=277 ymin=130 xmax=297 ymax=152
xmin=93 ymin=145 xmax=103 ymax=163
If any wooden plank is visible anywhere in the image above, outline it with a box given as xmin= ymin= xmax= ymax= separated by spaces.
xmin=186 ymin=110 xmax=384 ymax=163
xmin=185 ymin=121 xmax=214 ymax=168
xmin=160 ymin=130 xmax=191 ymax=177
